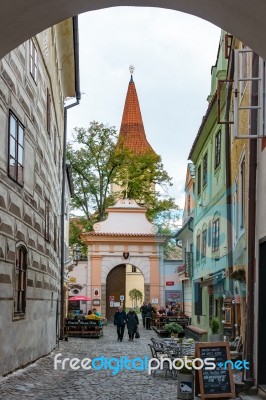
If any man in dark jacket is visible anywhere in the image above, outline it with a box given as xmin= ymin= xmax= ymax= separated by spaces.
xmin=140 ymin=301 xmax=147 ymax=328
xmin=114 ymin=306 xmax=127 ymax=342
xmin=126 ymin=309 xmax=139 ymax=341
xmin=145 ymin=304 xmax=153 ymax=330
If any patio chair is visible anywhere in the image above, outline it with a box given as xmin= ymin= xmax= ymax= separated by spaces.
xmin=147 ymin=344 xmax=173 ymax=378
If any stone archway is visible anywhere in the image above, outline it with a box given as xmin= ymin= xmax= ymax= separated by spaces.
xmin=105 ymin=263 xmax=145 ymax=320
xmin=80 ymin=199 xmax=167 ymax=319
xmin=2 ymin=2 xmax=266 ymax=60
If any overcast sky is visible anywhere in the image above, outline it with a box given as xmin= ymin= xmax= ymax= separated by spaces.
xmin=67 ymin=7 xmax=221 ymax=210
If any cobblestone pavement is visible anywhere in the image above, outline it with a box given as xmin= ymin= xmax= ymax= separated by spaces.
xmin=0 ymin=324 xmax=177 ymax=400
xmin=0 ymin=324 xmax=262 ymax=400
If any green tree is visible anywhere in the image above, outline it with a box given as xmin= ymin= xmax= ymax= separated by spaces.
xmin=67 ymin=121 xmax=179 ymax=249
xmin=154 ymin=210 xmax=182 ymax=259
xmin=67 ymin=121 xmax=127 ymax=221
xmin=129 ymin=288 xmax=143 ymax=308
xmin=69 ymin=216 xmax=92 ymax=256
xmin=112 ymin=150 xmax=177 ymax=221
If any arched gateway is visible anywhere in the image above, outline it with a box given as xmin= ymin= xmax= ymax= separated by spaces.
xmin=80 ymin=198 xmax=168 ymax=319
xmin=2 ymin=1 xmax=266 ymax=61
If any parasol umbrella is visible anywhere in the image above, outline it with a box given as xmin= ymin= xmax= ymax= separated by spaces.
xmin=69 ymin=296 xmax=92 ymax=301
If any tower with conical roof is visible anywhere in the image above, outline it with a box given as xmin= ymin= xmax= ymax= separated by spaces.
xmin=117 ymin=66 xmax=156 ymax=156
xmin=111 ymin=67 xmax=157 ymax=196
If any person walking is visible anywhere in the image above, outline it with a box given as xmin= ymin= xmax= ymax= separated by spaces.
xmin=114 ymin=306 xmax=127 ymax=342
xmin=126 ymin=309 xmax=139 ymax=341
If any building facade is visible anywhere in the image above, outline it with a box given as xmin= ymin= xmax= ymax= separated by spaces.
xmin=188 ymin=32 xmax=231 ymax=336
xmin=0 ymin=18 xmax=78 ymax=375
xmin=174 ymin=163 xmax=195 ymax=318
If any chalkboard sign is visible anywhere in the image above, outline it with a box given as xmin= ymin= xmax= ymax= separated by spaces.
xmin=195 ymin=342 xmax=235 ymax=399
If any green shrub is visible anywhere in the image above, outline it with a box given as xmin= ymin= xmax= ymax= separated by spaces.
xmin=210 ymin=317 xmax=220 ymax=334
xmin=163 ymin=322 xmax=184 ymax=334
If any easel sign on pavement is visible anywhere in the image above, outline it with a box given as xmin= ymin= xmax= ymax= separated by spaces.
xmin=195 ymin=342 xmax=235 ymax=399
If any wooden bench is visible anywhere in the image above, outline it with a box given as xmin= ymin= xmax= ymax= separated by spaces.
xmin=64 ymin=319 xmax=103 ymax=339
xmin=185 ymin=325 xmax=208 ymax=341
xmin=152 ymin=326 xmax=169 ymax=337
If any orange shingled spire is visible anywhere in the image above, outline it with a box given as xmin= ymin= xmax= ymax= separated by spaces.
xmin=117 ymin=69 xmax=156 ymax=156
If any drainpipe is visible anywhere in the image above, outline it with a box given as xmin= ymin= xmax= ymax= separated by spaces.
xmin=244 ymin=52 xmax=258 ymax=385
xmin=59 ymin=15 xmax=81 ymax=340
xmin=225 ymin=52 xmax=234 ymax=331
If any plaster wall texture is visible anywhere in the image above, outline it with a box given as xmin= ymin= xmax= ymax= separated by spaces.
xmin=93 ymin=199 xmax=158 ymax=234
xmin=0 ymin=20 xmax=75 ymax=376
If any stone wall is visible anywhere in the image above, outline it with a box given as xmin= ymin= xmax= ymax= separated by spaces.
xmin=0 ymin=25 xmax=70 ymax=375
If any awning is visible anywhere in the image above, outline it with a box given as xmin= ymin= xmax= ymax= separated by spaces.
xmin=200 ymin=270 xmax=226 ymax=287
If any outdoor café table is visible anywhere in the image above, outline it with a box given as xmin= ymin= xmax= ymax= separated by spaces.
xmin=160 ymin=340 xmax=195 ymax=357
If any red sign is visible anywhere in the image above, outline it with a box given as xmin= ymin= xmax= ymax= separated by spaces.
xmin=166 ymin=281 xmax=175 ymax=286
xmin=109 ymin=296 xmax=114 ymax=301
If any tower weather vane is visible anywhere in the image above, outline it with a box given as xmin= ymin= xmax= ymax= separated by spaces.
xmin=129 ymin=65 xmax=135 ymax=75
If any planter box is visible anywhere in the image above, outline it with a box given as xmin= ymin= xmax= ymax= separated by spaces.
xmin=64 ymin=319 xmax=103 ymax=338
xmin=209 ymin=333 xmax=224 ymax=342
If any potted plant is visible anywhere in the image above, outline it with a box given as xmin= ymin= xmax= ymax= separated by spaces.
xmin=209 ymin=317 xmax=223 ymax=342
xmin=163 ymin=322 xmax=184 ymax=338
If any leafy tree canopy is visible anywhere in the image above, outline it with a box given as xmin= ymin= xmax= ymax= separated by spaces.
xmin=67 ymin=121 xmax=180 ymax=251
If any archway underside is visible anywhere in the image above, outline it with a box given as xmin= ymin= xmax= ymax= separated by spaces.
xmin=3 ymin=1 xmax=266 ymax=60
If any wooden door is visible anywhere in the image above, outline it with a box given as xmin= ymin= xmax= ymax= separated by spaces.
xmin=106 ymin=264 xmax=126 ymax=321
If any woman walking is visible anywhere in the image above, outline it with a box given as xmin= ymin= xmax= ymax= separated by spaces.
xmin=126 ymin=309 xmax=139 ymax=341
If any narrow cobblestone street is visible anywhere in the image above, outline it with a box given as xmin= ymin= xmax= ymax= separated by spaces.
xmin=1 ymin=323 xmax=263 ymax=400
xmin=0 ymin=324 xmax=178 ymax=400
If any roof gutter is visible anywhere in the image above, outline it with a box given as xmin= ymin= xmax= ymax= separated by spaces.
xmin=174 ymin=217 xmax=194 ymax=241
xmin=59 ymin=15 xmax=81 ymax=340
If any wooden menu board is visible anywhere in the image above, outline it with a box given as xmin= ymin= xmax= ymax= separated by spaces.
xmin=195 ymin=342 xmax=235 ymax=399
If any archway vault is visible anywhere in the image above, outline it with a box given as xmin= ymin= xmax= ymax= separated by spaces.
xmin=2 ymin=1 xmax=266 ymax=60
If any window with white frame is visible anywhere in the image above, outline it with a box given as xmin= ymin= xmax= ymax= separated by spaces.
xmin=196 ymin=233 xmax=201 ymax=261
xmin=212 ymin=215 xmax=220 ymax=252
xmin=8 ymin=111 xmax=24 ymax=186
xmin=214 ymin=130 xmax=221 ymax=169
xmin=197 ymin=165 xmax=202 ymax=196
xmin=202 ymin=227 xmax=207 ymax=258
xmin=203 ymin=153 xmax=208 ymax=187
xmin=239 ymin=45 xmax=250 ymax=98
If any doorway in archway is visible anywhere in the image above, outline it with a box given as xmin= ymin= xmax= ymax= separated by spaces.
xmin=106 ymin=264 xmax=126 ymax=321
xmin=106 ymin=263 xmax=145 ymax=321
